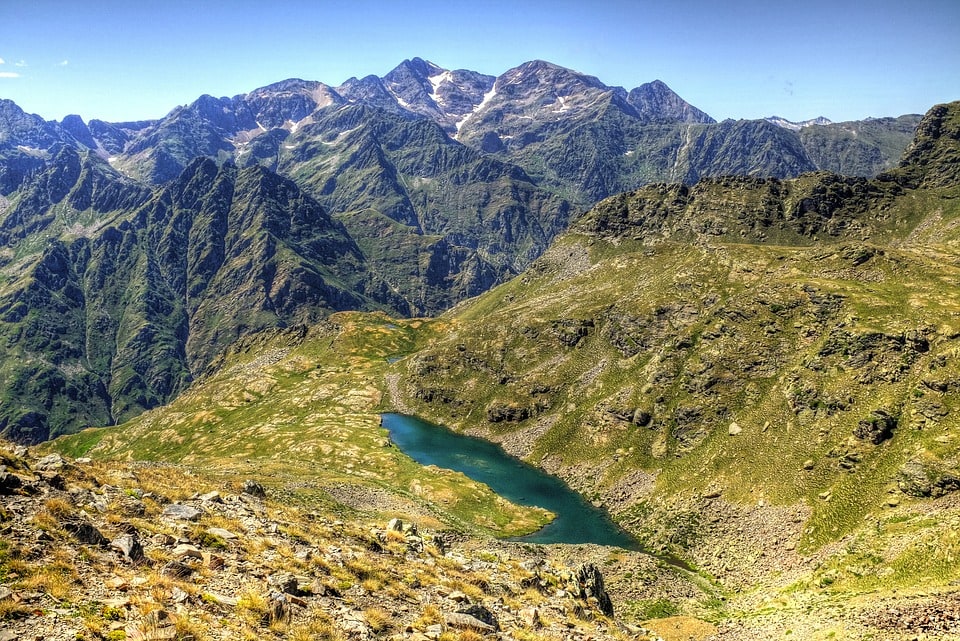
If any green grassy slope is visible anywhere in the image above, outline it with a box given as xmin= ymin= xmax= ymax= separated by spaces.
xmin=52 ymin=313 xmax=552 ymax=539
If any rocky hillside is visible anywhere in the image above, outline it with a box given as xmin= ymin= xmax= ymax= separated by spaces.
xmin=0 ymin=444 xmax=692 ymax=641
xmin=376 ymin=102 xmax=960 ymax=636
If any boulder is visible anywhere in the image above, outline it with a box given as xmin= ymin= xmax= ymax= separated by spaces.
xmin=207 ymin=527 xmax=238 ymax=540
xmin=242 ymin=479 xmax=266 ymax=498
xmin=111 ymin=532 xmax=144 ymax=563
xmin=161 ymin=561 xmax=194 ymax=579
xmin=268 ymin=572 xmax=300 ymax=596
xmin=162 ymin=503 xmax=201 ymax=521
xmin=854 ymin=410 xmax=897 ymax=444
xmin=0 ymin=472 xmax=22 ymax=495
xmin=456 ymin=604 xmax=499 ymax=631
xmin=63 ymin=518 xmax=109 ymax=546
xmin=34 ymin=453 xmax=66 ymax=471
xmin=444 ymin=611 xmax=497 ymax=632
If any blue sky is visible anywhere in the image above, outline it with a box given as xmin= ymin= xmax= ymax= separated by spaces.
xmin=1 ymin=0 xmax=957 ymax=124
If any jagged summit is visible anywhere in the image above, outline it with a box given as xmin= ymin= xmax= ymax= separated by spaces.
xmin=766 ymin=115 xmax=833 ymax=130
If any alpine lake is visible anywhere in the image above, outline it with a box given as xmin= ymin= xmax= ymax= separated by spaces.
xmin=381 ymin=413 xmax=640 ymax=549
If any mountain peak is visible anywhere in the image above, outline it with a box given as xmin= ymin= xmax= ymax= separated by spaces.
xmin=501 ymin=60 xmax=607 ymax=92
xmin=406 ymin=57 xmax=444 ymax=77
xmin=627 ymin=80 xmax=715 ymax=124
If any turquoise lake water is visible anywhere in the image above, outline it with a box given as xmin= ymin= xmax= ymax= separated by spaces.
xmin=381 ymin=413 xmax=640 ymax=549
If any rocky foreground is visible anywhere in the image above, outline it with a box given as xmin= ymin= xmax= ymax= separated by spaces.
xmin=3 ymin=443 xmax=960 ymax=640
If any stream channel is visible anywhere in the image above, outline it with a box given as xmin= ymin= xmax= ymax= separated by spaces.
xmin=381 ymin=413 xmax=640 ymax=549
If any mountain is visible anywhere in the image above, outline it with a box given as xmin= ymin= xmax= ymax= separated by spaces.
xmin=51 ymin=101 xmax=960 ymax=639
xmin=0 ymin=59 xmax=931 ymax=441
xmin=0 ymin=149 xmax=392 ymax=443
xmin=0 ymin=62 xmax=921 ymax=314
xmin=797 ymin=114 xmax=924 ymax=176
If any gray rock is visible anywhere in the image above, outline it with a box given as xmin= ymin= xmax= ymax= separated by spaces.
xmin=854 ymin=410 xmax=897 ymax=444
xmin=121 ymin=497 xmax=146 ymax=517
xmin=161 ymin=560 xmax=194 ymax=579
xmin=242 ymin=479 xmax=266 ymax=498
xmin=172 ymin=544 xmax=203 ymax=560
xmin=63 ymin=518 xmax=109 ymax=546
xmin=37 ymin=471 xmax=64 ymax=490
xmin=35 ymin=453 xmax=66 ymax=471
xmin=268 ymin=572 xmax=300 ymax=595
xmin=207 ymin=527 xmax=238 ymax=540
xmin=444 ymin=611 xmax=496 ymax=632
xmin=111 ymin=533 xmax=144 ymax=563
xmin=0 ymin=472 xmax=22 ymax=495
xmin=162 ymin=503 xmax=201 ymax=521
xmin=457 ymin=604 xmax=499 ymax=630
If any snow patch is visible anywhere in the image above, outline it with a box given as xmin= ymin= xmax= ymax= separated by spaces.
xmin=321 ymin=125 xmax=362 ymax=145
xmin=255 ymin=121 xmax=267 ymax=132
xmin=428 ymin=70 xmax=453 ymax=95
xmin=552 ymin=95 xmax=570 ymax=113
xmin=454 ymin=85 xmax=498 ymax=137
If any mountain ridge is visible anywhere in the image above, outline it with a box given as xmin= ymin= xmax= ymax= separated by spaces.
xmin=0 ymin=60 xmax=935 ymax=442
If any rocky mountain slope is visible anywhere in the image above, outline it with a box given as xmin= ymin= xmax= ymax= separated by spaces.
xmin=45 ymin=100 xmax=960 ymax=639
xmin=0 ymin=148 xmax=396 ymax=444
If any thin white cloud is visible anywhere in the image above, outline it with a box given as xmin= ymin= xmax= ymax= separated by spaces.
xmin=14 ymin=60 xmax=26 ymax=67
xmin=0 ymin=58 xmax=5 ymax=64
xmin=57 ymin=59 xmax=69 ymax=66
xmin=0 ymin=72 xmax=20 ymax=78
